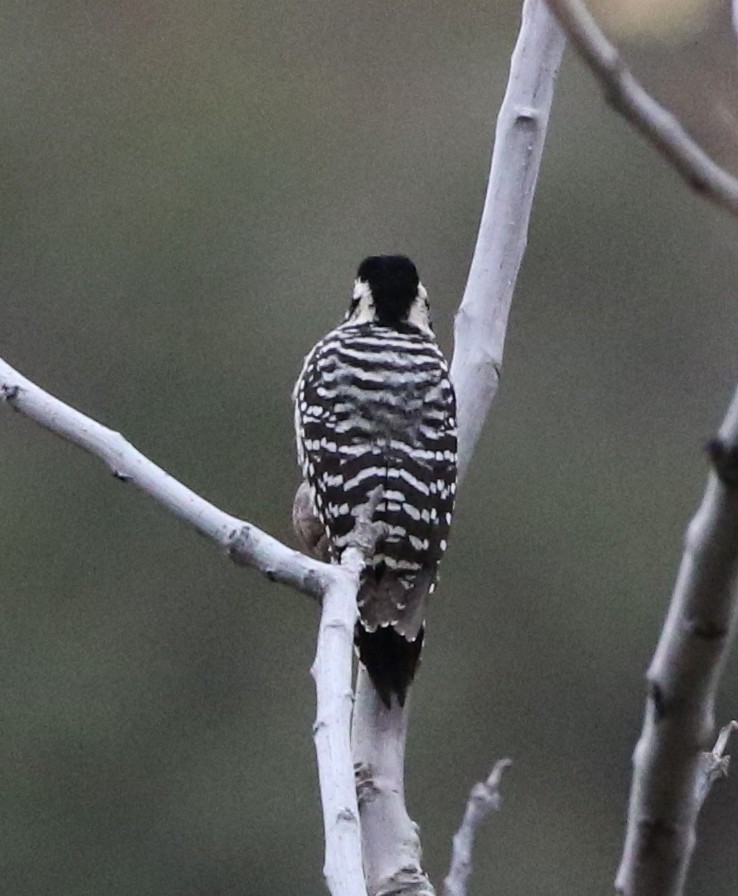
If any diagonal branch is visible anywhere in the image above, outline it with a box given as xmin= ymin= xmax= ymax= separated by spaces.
xmin=545 ymin=0 xmax=738 ymax=218
xmin=0 ymin=358 xmax=326 ymax=596
xmin=615 ymin=383 xmax=738 ymax=896
xmin=450 ymin=0 xmax=566 ymax=482
xmin=0 ymin=355 xmax=368 ymax=896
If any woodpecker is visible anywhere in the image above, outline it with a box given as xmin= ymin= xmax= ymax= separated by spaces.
xmin=293 ymin=255 xmax=457 ymax=707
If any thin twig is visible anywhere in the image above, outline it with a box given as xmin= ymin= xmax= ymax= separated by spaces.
xmin=450 ymin=0 xmax=566 ymax=482
xmin=443 ymin=759 xmax=513 ymax=896
xmin=616 ymin=384 xmax=738 ymax=896
xmin=696 ymin=720 xmax=738 ymax=810
xmin=545 ymin=0 xmax=738 ymax=218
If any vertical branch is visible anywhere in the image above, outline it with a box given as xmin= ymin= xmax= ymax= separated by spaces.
xmin=313 ymin=489 xmax=389 ymax=896
xmin=615 ymin=384 xmax=738 ymax=896
xmin=451 ymin=0 xmax=566 ymax=482
xmin=352 ymin=668 xmax=433 ymax=896
xmin=312 ymin=561 xmax=367 ymax=896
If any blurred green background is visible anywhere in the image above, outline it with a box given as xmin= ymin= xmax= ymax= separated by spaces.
xmin=3 ymin=1 xmax=738 ymax=894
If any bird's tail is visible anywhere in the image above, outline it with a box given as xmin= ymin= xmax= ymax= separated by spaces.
xmin=355 ymin=564 xmax=434 ymax=707
xmin=355 ymin=624 xmax=424 ymax=708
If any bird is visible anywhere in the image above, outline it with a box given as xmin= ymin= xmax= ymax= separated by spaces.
xmin=293 ymin=255 xmax=457 ymax=708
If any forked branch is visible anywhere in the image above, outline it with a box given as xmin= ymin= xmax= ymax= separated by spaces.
xmin=0 ymin=356 xmax=368 ymax=896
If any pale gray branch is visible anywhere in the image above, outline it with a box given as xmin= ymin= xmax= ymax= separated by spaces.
xmin=0 ymin=355 xmax=368 ymax=896
xmin=312 ymin=493 xmax=392 ymax=896
xmin=313 ymin=551 xmax=369 ymax=896
xmin=545 ymin=0 xmax=738 ymax=218
xmin=450 ymin=0 xmax=565 ymax=482
xmin=443 ymin=760 xmax=512 ymax=896
xmin=0 ymin=357 xmax=326 ymax=596
xmin=616 ymin=384 xmax=738 ymax=896
xmin=352 ymin=668 xmax=433 ymax=896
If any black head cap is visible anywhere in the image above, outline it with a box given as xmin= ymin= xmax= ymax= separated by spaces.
xmin=356 ymin=255 xmax=420 ymax=326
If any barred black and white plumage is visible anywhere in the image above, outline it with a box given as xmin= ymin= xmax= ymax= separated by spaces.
xmin=293 ymin=255 xmax=457 ymax=707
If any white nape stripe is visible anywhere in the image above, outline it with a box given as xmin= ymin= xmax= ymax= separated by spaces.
xmin=346 ymin=281 xmax=375 ymax=324
xmin=406 ymin=288 xmax=433 ymax=335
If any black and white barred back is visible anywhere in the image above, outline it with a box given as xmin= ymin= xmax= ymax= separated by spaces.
xmin=294 ymin=255 xmax=457 ymax=707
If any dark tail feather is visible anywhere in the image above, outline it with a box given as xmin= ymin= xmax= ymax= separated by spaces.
xmin=355 ymin=625 xmax=425 ymax=709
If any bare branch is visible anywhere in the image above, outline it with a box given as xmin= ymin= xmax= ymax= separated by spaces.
xmin=545 ymin=0 xmax=738 ymax=218
xmin=312 ymin=560 xmax=369 ymax=896
xmin=0 ymin=357 xmax=326 ymax=596
xmin=352 ymin=668 xmax=433 ymax=896
xmin=0 ymin=355 xmax=368 ymax=896
xmin=312 ymin=490 xmax=392 ymax=896
xmin=442 ymin=760 xmax=512 ymax=896
xmin=616 ymin=384 xmax=738 ymax=896
xmin=450 ymin=0 xmax=565 ymax=482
